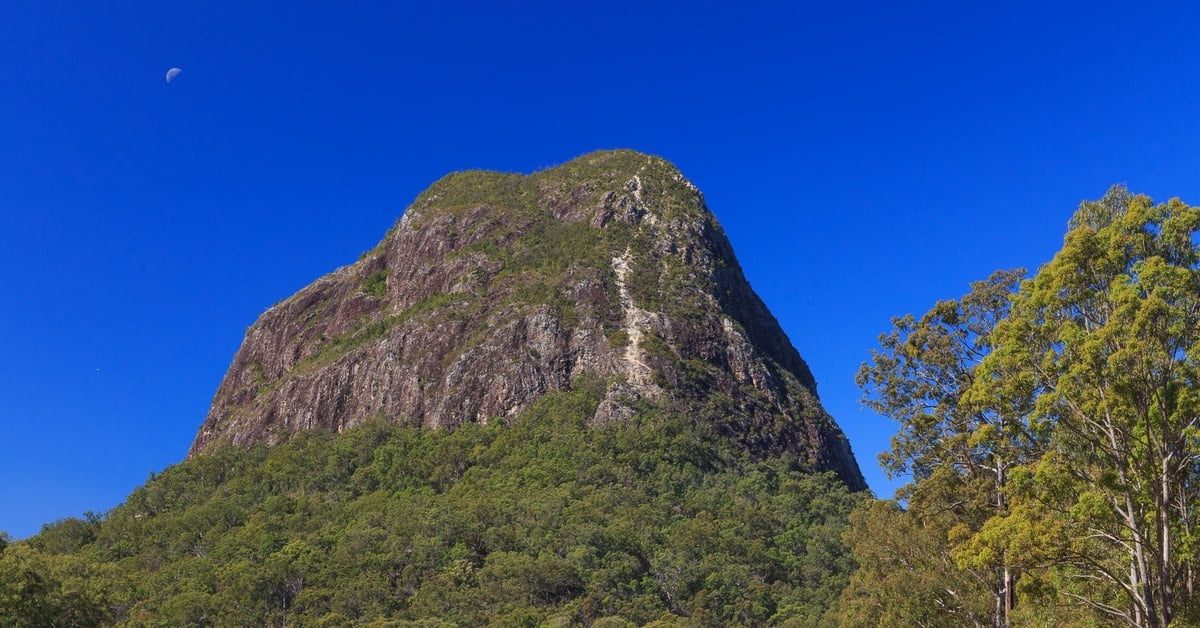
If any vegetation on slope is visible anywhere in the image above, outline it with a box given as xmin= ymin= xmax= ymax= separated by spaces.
xmin=2 ymin=379 xmax=860 ymax=626
xmin=397 ymin=150 xmax=717 ymax=322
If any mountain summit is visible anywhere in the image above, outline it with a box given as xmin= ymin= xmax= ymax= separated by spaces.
xmin=189 ymin=150 xmax=864 ymax=490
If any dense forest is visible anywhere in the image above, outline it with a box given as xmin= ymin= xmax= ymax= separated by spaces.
xmin=4 ymin=187 xmax=1198 ymax=627
xmin=0 ymin=379 xmax=860 ymax=626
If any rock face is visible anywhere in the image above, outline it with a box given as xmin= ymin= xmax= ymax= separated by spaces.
xmin=189 ymin=150 xmax=866 ymax=490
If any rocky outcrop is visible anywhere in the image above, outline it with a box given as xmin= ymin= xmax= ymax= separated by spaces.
xmin=189 ymin=150 xmax=865 ymax=490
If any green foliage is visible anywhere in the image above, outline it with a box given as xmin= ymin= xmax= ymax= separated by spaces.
xmin=414 ymin=171 xmax=532 ymax=215
xmin=836 ymin=500 xmax=995 ymax=627
xmin=638 ymin=330 xmax=676 ymax=361
xmin=606 ymin=329 xmax=630 ymax=347
xmin=850 ymin=269 xmax=1031 ymax=626
xmin=850 ymin=186 xmax=1200 ymax=626
xmin=968 ymin=187 xmax=1200 ymax=625
xmin=14 ymin=386 xmax=862 ymax=626
xmin=0 ymin=542 xmax=119 ymax=627
xmin=399 ymin=291 xmax=466 ymax=321
xmin=361 ymin=269 xmax=388 ymax=298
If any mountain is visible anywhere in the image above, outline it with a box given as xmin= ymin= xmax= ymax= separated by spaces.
xmin=190 ymin=149 xmax=864 ymax=491
xmin=3 ymin=150 xmax=870 ymax=626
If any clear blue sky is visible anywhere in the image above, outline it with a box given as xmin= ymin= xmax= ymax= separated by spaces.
xmin=4 ymin=1 xmax=1200 ymax=539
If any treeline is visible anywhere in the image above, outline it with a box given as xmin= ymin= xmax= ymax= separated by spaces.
xmin=0 ymin=379 xmax=860 ymax=626
xmin=845 ymin=187 xmax=1200 ymax=627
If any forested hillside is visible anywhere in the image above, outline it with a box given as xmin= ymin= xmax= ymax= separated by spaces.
xmin=1 ymin=380 xmax=859 ymax=626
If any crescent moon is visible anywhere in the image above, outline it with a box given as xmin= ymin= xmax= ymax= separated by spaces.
xmin=166 ymin=67 xmax=182 ymax=83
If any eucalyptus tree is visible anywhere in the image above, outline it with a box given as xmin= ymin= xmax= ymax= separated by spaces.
xmin=969 ymin=187 xmax=1200 ymax=626
xmin=852 ymin=268 xmax=1038 ymax=627
xmin=848 ymin=186 xmax=1200 ymax=627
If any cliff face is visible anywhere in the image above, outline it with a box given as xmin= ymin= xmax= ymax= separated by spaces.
xmin=189 ymin=150 xmax=865 ymax=490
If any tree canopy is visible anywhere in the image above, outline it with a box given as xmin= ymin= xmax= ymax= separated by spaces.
xmin=845 ymin=186 xmax=1200 ymax=627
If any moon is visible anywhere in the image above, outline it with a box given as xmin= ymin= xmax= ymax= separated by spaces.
xmin=165 ymin=67 xmax=182 ymax=83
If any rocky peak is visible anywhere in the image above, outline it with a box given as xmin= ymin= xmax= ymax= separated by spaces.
xmin=189 ymin=150 xmax=865 ymax=490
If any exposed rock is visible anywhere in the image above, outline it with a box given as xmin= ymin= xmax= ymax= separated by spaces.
xmin=189 ymin=150 xmax=865 ymax=490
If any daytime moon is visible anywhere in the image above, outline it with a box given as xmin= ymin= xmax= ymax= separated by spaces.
xmin=165 ymin=67 xmax=182 ymax=83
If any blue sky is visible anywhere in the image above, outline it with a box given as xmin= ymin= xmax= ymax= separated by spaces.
xmin=4 ymin=1 xmax=1200 ymax=539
